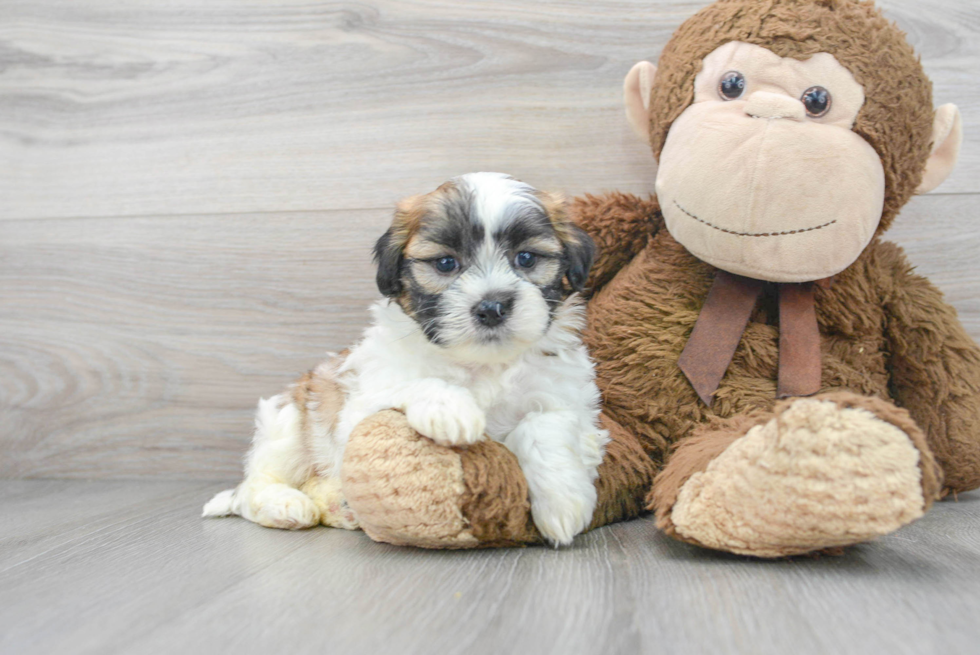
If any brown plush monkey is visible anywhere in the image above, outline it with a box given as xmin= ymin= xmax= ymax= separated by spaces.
xmin=342 ymin=0 xmax=980 ymax=556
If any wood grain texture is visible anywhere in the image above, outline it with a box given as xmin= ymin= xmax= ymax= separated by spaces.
xmin=0 ymin=209 xmax=391 ymax=479
xmin=1 ymin=480 xmax=979 ymax=655
xmin=2 ymin=193 xmax=979 ymax=479
xmin=0 ymin=0 xmax=978 ymax=221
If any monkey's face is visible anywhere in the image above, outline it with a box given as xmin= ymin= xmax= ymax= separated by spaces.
xmin=654 ymin=42 xmax=885 ymax=283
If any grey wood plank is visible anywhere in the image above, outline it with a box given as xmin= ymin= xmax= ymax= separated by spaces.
xmin=1 ymin=481 xmax=978 ymax=655
xmin=0 ymin=480 xmax=217 ymax=569
xmin=0 ymin=482 xmax=326 ymax=655
xmin=2 ymin=193 xmax=979 ymax=479
xmin=0 ymin=0 xmax=977 ymax=222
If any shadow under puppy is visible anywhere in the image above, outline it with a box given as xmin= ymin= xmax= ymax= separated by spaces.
xmin=204 ymin=172 xmax=608 ymax=545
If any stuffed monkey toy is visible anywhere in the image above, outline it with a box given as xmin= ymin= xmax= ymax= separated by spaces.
xmin=342 ymin=0 xmax=980 ymax=556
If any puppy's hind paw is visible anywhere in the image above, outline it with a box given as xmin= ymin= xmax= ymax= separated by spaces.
xmin=300 ymin=476 xmax=360 ymax=530
xmin=251 ymin=486 xmax=319 ymax=530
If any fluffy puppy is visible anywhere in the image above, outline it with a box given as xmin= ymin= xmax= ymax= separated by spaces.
xmin=203 ymin=172 xmax=608 ymax=546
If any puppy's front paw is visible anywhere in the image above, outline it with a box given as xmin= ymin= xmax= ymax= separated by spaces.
xmin=529 ymin=476 xmax=598 ymax=547
xmin=405 ymin=384 xmax=486 ymax=447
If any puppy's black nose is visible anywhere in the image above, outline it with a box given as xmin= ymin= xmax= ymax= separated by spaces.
xmin=473 ymin=298 xmax=510 ymax=328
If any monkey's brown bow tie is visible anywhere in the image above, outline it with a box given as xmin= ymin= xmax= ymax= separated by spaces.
xmin=678 ymin=270 xmax=825 ymax=406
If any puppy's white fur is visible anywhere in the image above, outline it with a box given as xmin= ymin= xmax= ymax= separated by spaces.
xmin=204 ymin=173 xmax=608 ymax=546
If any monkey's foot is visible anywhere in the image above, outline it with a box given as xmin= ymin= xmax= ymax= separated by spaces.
xmin=655 ymin=393 xmax=943 ymax=558
xmin=341 ymin=410 xmax=542 ymax=549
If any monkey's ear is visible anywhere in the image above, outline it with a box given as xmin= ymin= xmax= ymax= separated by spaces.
xmin=624 ymin=61 xmax=658 ymax=145
xmin=916 ymin=104 xmax=962 ymax=194
xmin=372 ymin=228 xmax=403 ymax=297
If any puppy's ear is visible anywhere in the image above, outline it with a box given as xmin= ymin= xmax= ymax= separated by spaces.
xmin=540 ymin=191 xmax=597 ymax=294
xmin=372 ymin=228 xmax=403 ymax=297
xmin=374 ymin=194 xmax=427 ymax=297
xmin=563 ymin=224 xmax=596 ymax=293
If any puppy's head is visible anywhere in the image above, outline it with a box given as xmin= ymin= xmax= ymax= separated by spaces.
xmin=373 ymin=172 xmax=595 ymax=363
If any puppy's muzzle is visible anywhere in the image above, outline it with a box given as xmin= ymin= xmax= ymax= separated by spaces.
xmin=473 ymin=294 xmax=515 ymax=328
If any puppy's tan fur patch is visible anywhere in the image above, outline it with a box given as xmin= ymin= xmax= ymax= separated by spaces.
xmin=291 ymin=351 xmax=349 ymax=474
xmin=390 ymin=194 xmax=430 ymax=252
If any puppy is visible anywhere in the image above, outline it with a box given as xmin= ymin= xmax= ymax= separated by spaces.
xmin=203 ymin=172 xmax=608 ymax=546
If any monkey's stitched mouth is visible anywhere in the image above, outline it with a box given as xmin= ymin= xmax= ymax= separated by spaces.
xmin=673 ymin=200 xmax=836 ymax=237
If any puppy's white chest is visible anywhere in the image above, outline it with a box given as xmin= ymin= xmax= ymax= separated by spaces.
xmin=466 ymin=364 xmax=538 ymax=440
xmin=459 ymin=367 xmax=510 ymax=413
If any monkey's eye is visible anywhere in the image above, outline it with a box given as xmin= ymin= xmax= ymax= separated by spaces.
xmin=801 ymin=86 xmax=832 ymax=117
xmin=718 ymin=71 xmax=746 ymax=100
xmin=515 ymin=252 xmax=537 ymax=269
xmin=433 ymin=256 xmax=458 ymax=273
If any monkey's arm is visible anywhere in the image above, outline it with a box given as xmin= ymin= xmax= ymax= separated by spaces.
xmin=880 ymin=244 xmax=980 ymax=494
xmin=569 ymin=192 xmax=663 ymax=296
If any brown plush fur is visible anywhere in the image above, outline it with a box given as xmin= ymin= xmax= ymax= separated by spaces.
xmin=570 ymin=192 xmax=663 ymax=292
xmin=589 ymin=414 xmax=659 ymax=529
xmin=582 ymin=215 xmax=980 ymax=496
xmin=457 ymin=440 xmax=542 ymax=547
xmin=877 ymin=247 xmax=980 ymax=492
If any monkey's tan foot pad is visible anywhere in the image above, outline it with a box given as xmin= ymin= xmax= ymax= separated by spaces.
xmin=341 ymin=410 xmax=542 ymax=549
xmin=667 ymin=395 xmax=940 ymax=558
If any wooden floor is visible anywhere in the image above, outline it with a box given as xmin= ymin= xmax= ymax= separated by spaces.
xmin=4 ymin=1 xmax=980 ymax=653
xmin=1 ymin=480 xmax=979 ymax=655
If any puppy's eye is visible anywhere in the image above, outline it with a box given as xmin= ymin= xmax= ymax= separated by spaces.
xmin=433 ymin=256 xmax=458 ymax=273
xmin=718 ymin=71 xmax=745 ymax=100
xmin=801 ymin=86 xmax=832 ymax=117
xmin=515 ymin=252 xmax=537 ymax=269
